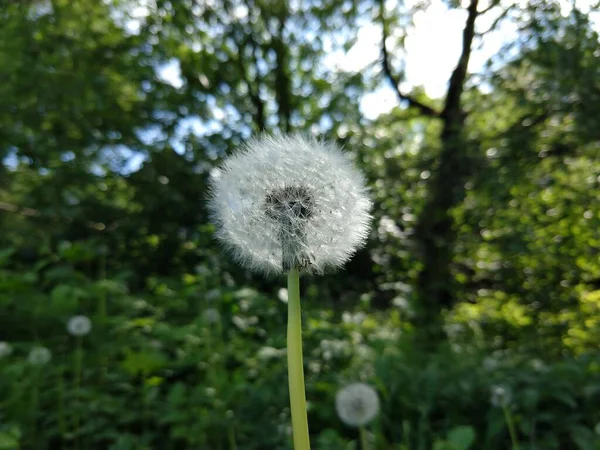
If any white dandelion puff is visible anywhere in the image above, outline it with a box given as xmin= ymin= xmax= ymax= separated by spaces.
xmin=67 ymin=315 xmax=92 ymax=336
xmin=491 ymin=384 xmax=511 ymax=407
xmin=28 ymin=346 xmax=52 ymax=365
xmin=335 ymin=382 xmax=380 ymax=427
xmin=278 ymin=288 xmax=288 ymax=303
xmin=0 ymin=342 xmax=13 ymax=358
xmin=203 ymin=308 xmax=221 ymax=324
xmin=208 ymin=133 xmax=372 ymax=276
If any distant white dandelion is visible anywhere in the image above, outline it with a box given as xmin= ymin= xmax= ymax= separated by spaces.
xmin=203 ymin=308 xmax=221 ymax=324
xmin=335 ymin=382 xmax=380 ymax=427
xmin=208 ymin=133 xmax=371 ymax=276
xmin=278 ymin=288 xmax=288 ymax=303
xmin=0 ymin=342 xmax=13 ymax=358
xmin=491 ymin=384 xmax=511 ymax=407
xmin=28 ymin=346 xmax=52 ymax=365
xmin=67 ymin=315 xmax=92 ymax=336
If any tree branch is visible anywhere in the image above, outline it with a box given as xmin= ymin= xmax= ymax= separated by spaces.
xmin=379 ymin=0 xmax=440 ymax=118
xmin=478 ymin=0 xmax=503 ymax=16
xmin=477 ymin=3 xmax=517 ymax=36
xmin=229 ymin=0 xmax=266 ymax=131
xmin=443 ymin=0 xmax=479 ymax=120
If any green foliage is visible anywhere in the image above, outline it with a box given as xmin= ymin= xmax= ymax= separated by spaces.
xmin=2 ymin=246 xmax=600 ymax=448
xmin=2 ymin=0 xmax=600 ymax=448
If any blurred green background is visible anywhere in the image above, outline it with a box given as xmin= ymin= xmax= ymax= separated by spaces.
xmin=1 ymin=0 xmax=600 ymax=448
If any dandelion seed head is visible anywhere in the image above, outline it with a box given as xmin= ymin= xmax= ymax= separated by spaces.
xmin=67 ymin=315 xmax=92 ymax=336
xmin=335 ymin=382 xmax=380 ymax=427
xmin=490 ymin=384 xmax=511 ymax=407
xmin=208 ymin=133 xmax=372 ymax=276
xmin=28 ymin=346 xmax=52 ymax=365
xmin=0 ymin=342 xmax=13 ymax=358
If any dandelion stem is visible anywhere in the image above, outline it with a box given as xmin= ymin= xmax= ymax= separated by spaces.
xmin=359 ymin=426 xmax=369 ymax=450
xmin=58 ymin=366 xmax=67 ymax=438
xmin=75 ymin=336 xmax=83 ymax=450
xmin=227 ymin=422 xmax=237 ymax=450
xmin=502 ymin=404 xmax=519 ymax=450
xmin=287 ymin=267 xmax=310 ymax=450
xmin=31 ymin=369 xmax=39 ymax=447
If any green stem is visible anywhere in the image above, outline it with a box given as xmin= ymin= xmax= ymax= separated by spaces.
xmin=98 ymin=252 xmax=107 ymax=323
xmin=58 ymin=366 xmax=67 ymax=438
xmin=502 ymin=404 xmax=519 ymax=450
xmin=227 ymin=422 xmax=237 ymax=450
xmin=141 ymin=375 xmax=148 ymax=449
xmin=75 ymin=336 xmax=83 ymax=450
xmin=359 ymin=426 xmax=369 ymax=450
xmin=31 ymin=370 xmax=39 ymax=448
xmin=98 ymin=252 xmax=108 ymax=385
xmin=287 ymin=267 xmax=310 ymax=450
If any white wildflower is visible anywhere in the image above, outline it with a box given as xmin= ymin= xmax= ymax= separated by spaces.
xmin=257 ymin=346 xmax=286 ymax=360
xmin=203 ymin=308 xmax=221 ymax=324
xmin=278 ymin=288 xmax=288 ymax=303
xmin=67 ymin=315 xmax=92 ymax=336
xmin=483 ymin=357 xmax=499 ymax=372
xmin=530 ymin=358 xmax=546 ymax=372
xmin=320 ymin=339 xmax=348 ymax=360
xmin=28 ymin=346 xmax=52 ymax=365
xmin=0 ymin=342 xmax=13 ymax=358
xmin=491 ymin=384 xmax=511 ymax=407
xmin=206 ymin=288 xmax=221 ymax=301
xmin=232 ymin=315 xmax=258 ymax=330
xmin=335 ymin=382 xmax=380 ymax=427
xmin=208 ymin=134 xmax=371 ymax=276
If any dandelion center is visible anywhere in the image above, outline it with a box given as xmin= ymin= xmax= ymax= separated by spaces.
xmin=264 ymin=185 xmax=316 ymax=271
xmin=350 ymin=398 xmax=366 ymax=415
xmin=264 ymin=185 xmax=315 ymax=223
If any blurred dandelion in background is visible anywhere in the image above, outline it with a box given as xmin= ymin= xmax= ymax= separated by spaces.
xmin=28 ymin=346 xmax=52 ymax=365
xmin=491 ymin=384 xmax=519 ymax=448
xmin=0 ymin=342 xmax=13 ymax=358
xmin=278 ymin=288 xmax=288 ymax=303
xmin=335 ymin=382 xmax=380 ymax=427
xmin=67 ymin=315 xmax=92 ymax=336
xmin=490 ymin=384 xmax=511 ymax=407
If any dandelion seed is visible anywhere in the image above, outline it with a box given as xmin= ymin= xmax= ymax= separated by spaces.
xmin=0 ymin=342 xmax=12 ymax=358
xmin=67 ymin=315 xmax=92 ymax=336
xmin=28 ymin=346 xmax=52 ymax=365
xmin=335 ymin=382 xmax=380 ymax=427
xmin=208 ymin=133 xmax=371 ymax=276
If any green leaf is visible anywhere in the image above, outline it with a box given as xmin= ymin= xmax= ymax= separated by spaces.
xmin=569 ymin=425 xmax=596 ymax=450
xmin=0 ymin=425 xmax=21 ymax=449
xmin=0 ymin=248 xmax=15 ymax=266
xmin=447 ymin=426 xmax=476 ymax=450
xmin=120 ymin=348 xmax=167 ymax=376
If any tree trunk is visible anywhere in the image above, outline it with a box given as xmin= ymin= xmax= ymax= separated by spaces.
xmin=413 ymin=0 xmax=480 ymax=343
